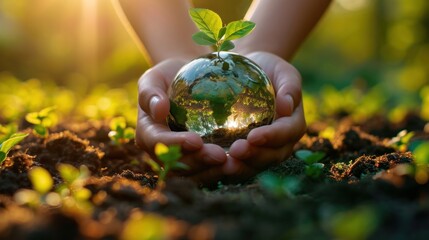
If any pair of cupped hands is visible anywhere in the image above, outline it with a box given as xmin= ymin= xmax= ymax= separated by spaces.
xmin=136 ymin=51 xmax=306 ymax=185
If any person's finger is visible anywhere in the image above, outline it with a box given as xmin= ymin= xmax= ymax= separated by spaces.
xmin=135 ymin=109 xmax=204 ymax=152
xmin=221 ymin=154 xmax=258 ymax=182
xmin=246 ymin=103 xmax=306 ymax=148
xmin=138 ymin=59 xmax=186 ymax=122
xmin=272 ymin=59 xmax=302 ymax=116
xmin=229 ymin=140 xmax=294 ymax=170
xmin=177 ymin=144 xmax=227 ymax=174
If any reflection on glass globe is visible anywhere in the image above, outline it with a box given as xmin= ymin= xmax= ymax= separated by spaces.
xmin=168 ymin=52 xmax=275 ymax=148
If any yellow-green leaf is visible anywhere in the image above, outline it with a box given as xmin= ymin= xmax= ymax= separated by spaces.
xmin=0 ymin=133 xmax=28 ymax=163
xmin=29 ymin=167 xmax=53 ymax=194
xmin=224 ymin=20 xmax=255 ymax=41
xmin=155 ymin=143 xmax=169 ymax=156
xmin=189 ymin=8 xmax=222 ymax=40
xmin=25 ymin=112 xmax=42 ymax=125
xmin=57 ymin=163 xmax=80 ymax=184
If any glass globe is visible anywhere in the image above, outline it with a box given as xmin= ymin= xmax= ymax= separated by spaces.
xmin=168 ymin=52 xmax=275 ymax=147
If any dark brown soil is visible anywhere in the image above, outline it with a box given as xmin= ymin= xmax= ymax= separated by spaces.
xmin=0 ymin=114 xmax=428 ymax=239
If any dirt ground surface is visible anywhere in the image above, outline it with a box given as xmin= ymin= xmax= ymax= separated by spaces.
xmin=0 ymin=113 xmax=428 ymax=240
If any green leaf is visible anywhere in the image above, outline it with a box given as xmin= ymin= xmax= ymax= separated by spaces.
xmin=192 ymin=32 xmax=217 ymax=46
xmin=224 ymin=20 xmax=255 ymax=41
xmin=29 ymin=167 xmax=53 ymax=194
xmin=58 ymin=164 xmax=80 ymax=184
xmin=110 ymin=116 xmax=127 ymax=130
xmin=0 ymin=152 xmax=6 ymax=163
xmin=219 ymin=40 xmax=235 ymax=51
xmin=146 ymin=158 xmax=161 ymax=173
xmin=0 ymin=133 xmax=28 ymax=163
xmin=25 ymin=112 xmax=42 ymax=125
xmin=413 ymin=141 xmax=429 ymax=166
xmin=158 ymin=145 xmax=182 ymax=164
xmin=218 ymin=27 xmax=226 ymax=39
xmin=295 ymin=149 xmax=312 ymax=160
xmin=172 ymin=162 xmax=190 ymax=171
xmin=39 ymin=106 xmax=56 ymax=117
xmin=124 ymin=127 xmax=135 ymax=140
xmin=189 ymin=8 xmax=222 ymax=40
xmin=34 ymin=125 xmax=47 ymax=137
xmin=295 ymin=150 xmax=326 ymax=164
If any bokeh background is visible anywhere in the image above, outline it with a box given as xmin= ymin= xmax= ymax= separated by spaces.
xmin=0 ymin=0 xmax=428 ymax=126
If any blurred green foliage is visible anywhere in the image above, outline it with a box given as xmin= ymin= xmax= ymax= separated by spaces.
xmin=0 ymin=0 xmax=427 ymax=125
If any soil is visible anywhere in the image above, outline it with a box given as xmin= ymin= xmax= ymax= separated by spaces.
xmin=0 ymin=113 xmax=428 ymax=239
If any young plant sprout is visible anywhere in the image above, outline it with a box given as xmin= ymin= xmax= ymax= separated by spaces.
xmin=295 ymin=149 xmax=326 ymax=179
xmin=146 ymin=143 xmax=189 ymax=188
xmin=410 ymin=141 xmax=429 ymax=184
xmin=25 ymin=106 xmax=57 ymax=137
xmin=168 ymin=8 xmax=275 ymax=148
xmin=14 ymin=164 xmax=93 ymax=214
xmin=0 ymin=132 xmax=28 ymax=164
xmin=258 ymin=172 xmax=301 ymax=198
xmin=189 ymin=8 xmax=255 ymax=56
xmin=388 ymin=130 xmax=414 ymax=152
xmin=14 ymin=166 xmax=59 ymax=208
xmin=108 ymin=116 xmax=135 ymax=144
xmin=0 ymin=123 xmax=18 ymax=143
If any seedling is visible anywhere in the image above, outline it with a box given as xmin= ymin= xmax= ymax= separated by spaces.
xmin=0 ymin=132 xmax=28 ymax=164
xmin=258 ymin=172 xmax=301 ymax=198
xmin=14 ymin=164 xmax=93 ymax=214
xmin=388 ymin=130 xmax=414 ymax=152
xmin=108 ymin=116 xmax=135 ymax=144
xmin=25 ymin=106 xmax=57 ymax=137
xmin=56 ymin=164 xmax=93 ymax=213
xmin=411 ymin=141 xmax=429 ymax=184
xmin=0 ymin=123 xmax=18 ymax=143
xmin=295 ymin=149 xmax=326 ymax=179
xmin=146 ymin=143 xmax=189 ymax=188
xmin=14 ymin=166 xmax=59 ymax=208
xmin=190 ymin=8 xmax=255 ymax=55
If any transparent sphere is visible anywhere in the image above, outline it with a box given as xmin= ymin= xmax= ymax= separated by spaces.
xmin=168 ymin=52 xmax=275 ymax=147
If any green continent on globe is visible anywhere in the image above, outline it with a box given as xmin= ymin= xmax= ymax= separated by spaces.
xmin=168 ymin=51 xmax=275 ymax=147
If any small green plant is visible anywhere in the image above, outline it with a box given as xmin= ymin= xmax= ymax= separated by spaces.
xmin=295 ymin=149 xmax=326 ymax=179
xmin=258 ymin=172 xmax=301 ymax=198
xmin=108 ymin=116 xmax=135 ymax=144
xmin=410 ymin=141 xmax=429 ymax=184
xmin=25 ymin=106 xmax=57 ymax=137
xmin=146 ymin=143 xmax=188 ymax=188
xmin=388 ymin=130 xmax=414 ymax=152
xmin=14 ymin=164 xmax=93 ymax=214
xmin=14 ymin=166 xmax=58 ymax=208
xmin=0 ymin=132 xmax=28 ymax=164
xmin=0 ymin=123 xmax=18 ymax=143
xmin=189 ymin=8 xmax=255 ymax=55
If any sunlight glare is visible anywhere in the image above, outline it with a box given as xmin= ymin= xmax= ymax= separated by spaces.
xmin=79 ymin=0 xmax=98 ymax=83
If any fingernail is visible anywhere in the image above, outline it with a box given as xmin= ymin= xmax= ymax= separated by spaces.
xmin=285 ymin=94 xmax=294 ymax=115
xmin=149 ymin=96 xmax=160 ymax=118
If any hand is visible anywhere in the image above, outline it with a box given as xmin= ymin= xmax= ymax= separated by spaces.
xmin=135 ymin=58 xmax=227 ymax=184
xmin=224 ymin=51 xmax=306 ymax=181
